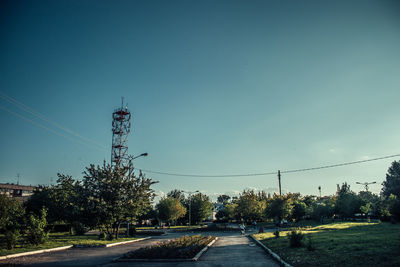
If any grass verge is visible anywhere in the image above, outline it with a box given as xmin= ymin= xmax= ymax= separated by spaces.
xmin=0 ymin=233 xmax=139 ymax=257
xmin=253 ymin=222 xmax=400 ymax=267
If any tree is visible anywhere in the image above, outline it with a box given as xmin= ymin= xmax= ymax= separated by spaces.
xmin=0 ymin=194 xmax=24 ymax=249
xmin=235 ymin=190 xmax=266 ymax=223
xmin=217 ymin=195 xmax=231 ymax=204
xmin=266 ymin=194 xmax=293 ymax=223
xmin=382 ymin=161 xmax=400 ymax=198
xmin=82 ymin=162 xmax=156 ymax=239
xmin=167 ymin=189 xmax=186 ymax=203
xmin=335 ymin=183 xmax=362 ymax=218
xmin=24 ymin=185 xmax=58 ymax=223
xmin=156 ymin=197 xmax=186 ymax=225
xmin=292 ymin=200 xmax=307 ymax=222
xmin=216 ymin=203 xmax=238 ymax=222
xmin=53 ymin=174 xmax=83 ymax=234
xmin=26 ymin=207 xmax=49 ymax=245
xmin=311 ymin=196 xmax=335 ymax=220
xmin=185 ymin=193 xmax=213 ymax=224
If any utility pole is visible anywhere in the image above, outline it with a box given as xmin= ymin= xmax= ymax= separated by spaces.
xmin=278 ymin=170 xmax=281 ymax=196
xmin=17 ymin=173 xmax=20 ymax=185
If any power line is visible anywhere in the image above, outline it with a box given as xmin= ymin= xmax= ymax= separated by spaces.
xmin=0 ymin=91 xmax=108 ymax=151
xmin=0 ymin=105 xmax=104 ymax=151
xmin=138 ymin=153 xmax=400 ymax=178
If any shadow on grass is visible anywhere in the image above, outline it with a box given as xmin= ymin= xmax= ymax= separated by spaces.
xmin=254 ymin=222 xmax=400 ymax=267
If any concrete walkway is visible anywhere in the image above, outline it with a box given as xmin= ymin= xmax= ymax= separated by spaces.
xmin=0 ymin=232 xmax=279 ymax=267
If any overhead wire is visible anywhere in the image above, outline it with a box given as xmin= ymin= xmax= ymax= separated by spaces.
xmin=137 ymin=153 xmax=400 ymax=178
xmin=0 ymin=91 xmax=108 ymax=151
xmin=0 ymin=91 xmax=108 ymax=152
xmin=1 ymin=92 xmax=399 ymax=179
xmin=0 ymin=105 xmax=92 ymax=148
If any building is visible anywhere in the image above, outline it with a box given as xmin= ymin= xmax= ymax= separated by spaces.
xmin=0 ymin=183 xmax=36 ymax=202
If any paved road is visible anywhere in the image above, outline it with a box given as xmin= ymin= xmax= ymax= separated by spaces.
xmin=0 ymin=232 xmax=278 ymax=267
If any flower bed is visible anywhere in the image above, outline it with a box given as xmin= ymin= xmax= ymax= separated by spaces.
xmin=123 ymin=235 xmax=215 ymax=259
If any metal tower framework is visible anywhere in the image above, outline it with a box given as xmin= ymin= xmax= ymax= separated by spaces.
xmin=111 ymin=98 xmax=131 ymax=169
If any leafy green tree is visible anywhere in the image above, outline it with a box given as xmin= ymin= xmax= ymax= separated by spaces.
xmin=156 ymin=197 xmax=186 ymax=225
xmin=53 ymin=174 xmax=84 ymax=234
xmin=185 ymin=193 xmax=213 ymax=224
xmin=216 ymin=203 xmax=238 ymax=222
xmin=381 ymin=161 xmax=400 ymax=221
xmin=335 ymin=183 xmax=363 ymax=218
xmin=374 ymin=197 xmax=391 ymax=221
xmin=217 ymin=194 xmax=231 ymax=204
xmin=291 ymin=200 xmax=307 ymax=222
xmin=26 ymin=207 xmax=49 ymax=245
xmin=82 ymin=162 xmax=156 ymax=239
xmin=360 ymin=203 xmax=372 ymax=216
xmin=382 ymin=161 xmax=400 ymax=198
xmin=24 ymin=185 xmax=58 ymax=223
xmin=0 ymin=194 xmax=24 ymax=249
xmin=388 ymin=194 xmax=400 ymax=221
xmin=215 ymin=208 xmax=229 ymax=222
xmin=311 ymin=196 xmax=335 ymax=220
xmin=266 ymin=194 xmax=293 ymax=223
xmin=167 ymin=189 xmax=186 ymax=203
xmin=235 ymin=190 xmax=266 ymax=223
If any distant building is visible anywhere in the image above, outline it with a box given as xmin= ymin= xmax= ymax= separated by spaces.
xmin=0 ymin=183 xmax=36 ymax=202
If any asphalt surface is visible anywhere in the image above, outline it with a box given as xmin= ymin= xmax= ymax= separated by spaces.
xmin=0 ymin=231 xmax=279 ymax=267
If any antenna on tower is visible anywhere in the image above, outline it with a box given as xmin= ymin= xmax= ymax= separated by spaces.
xmin=111 ymin=98 xmax=131 ymax=169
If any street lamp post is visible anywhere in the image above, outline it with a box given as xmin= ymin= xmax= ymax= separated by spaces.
xmin=127 ymin=153 xmax=148 ymax=177
xmin=126 ymin=153 xmax=148 ymax=236
xmin=356 ymin=181 xmax=376 ymax=192
xmin=183 ymin=190 xmax=199 ymax=226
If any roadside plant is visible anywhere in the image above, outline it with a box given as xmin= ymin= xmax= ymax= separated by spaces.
xmin=288 ymin=230 xmax=304 ymax=248
xmin=306 ymin=235 xmax=315 ymax=251
xmin=273 ymin=230 xmax=280 ymax=238
xmin=0 ymin=194 xmax=24 ymax=250
xmin=26 ymin=207 xmax=49 ymax=245
xmin=72 ymin=222 xmax=87 ymax=235
xmin=98 ymin=231 xmax=106 ymax=240
xmin=5 ymin=230 xmax=20 ymax=250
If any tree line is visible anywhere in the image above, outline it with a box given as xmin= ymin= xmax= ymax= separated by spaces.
xmin=1 ymin=162 xmax=156 ymax=249
xmin=213 ymin=161 xmax=400 ymax=224
xmin=1 ymin=160 xmax=400 ymax=251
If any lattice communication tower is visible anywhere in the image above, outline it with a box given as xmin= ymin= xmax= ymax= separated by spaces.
xmin=111 ymin=98 xmax=131 ymax=168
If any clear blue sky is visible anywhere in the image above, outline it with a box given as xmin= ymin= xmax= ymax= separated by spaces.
xmin=1 ymin=0 xmax=399 ymax=200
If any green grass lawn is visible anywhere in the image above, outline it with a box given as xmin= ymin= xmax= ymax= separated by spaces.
xmin=253 ymin=222 xmax=400 ymax=267
xmin=0 ymin=233 xmax=139 ymax=257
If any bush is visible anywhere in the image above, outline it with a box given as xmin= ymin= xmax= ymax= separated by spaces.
xmin=26 ymin=208 xmax=48 ymax=245
xmin=5 ymin=230 xmax=20 ymax=250
xmin=273 ymin=230 xmax=280 ymax=238
xmin=306 ymin=235 xmax=315 ymax=251
xmin=98 ymin=231 xmax=106 ymax=240
xmin=128 ymin=227 xmax=137 ymax=236
xmin=288 ymin=230 xmax=304 ymax=248
xmin=107 ymin=233 xmax=114 ymax=240
xmin=124 ymin=235 xmax=214 ymax=259
xmin=72 ymin=222 xmax=87 ymax=235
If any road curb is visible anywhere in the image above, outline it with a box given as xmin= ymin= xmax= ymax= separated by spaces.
xmin=0 ymin=245 xmax=73 ymax=261
xmin=105 ymin=237 xmax=151 ymax=247
xmin=249 ymin=234 xmax=292 ymax=267
xmin=0 ymin=237 xmax=151 ymax=260
xmin=193 ymin=236 xmax=218 ymax=261
xmin=114 ymin=236 xmax=218 ymax=262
